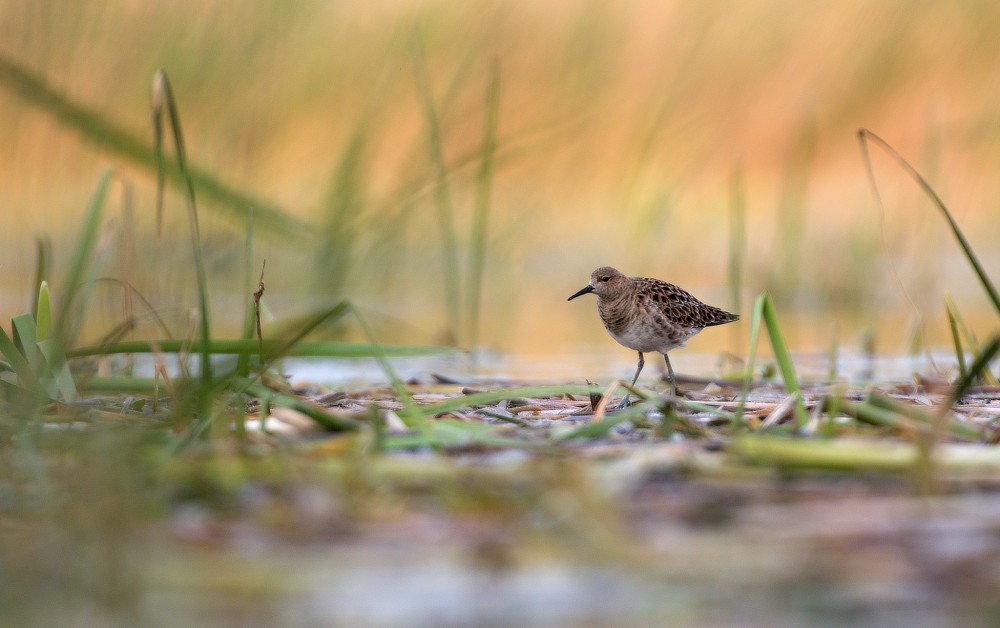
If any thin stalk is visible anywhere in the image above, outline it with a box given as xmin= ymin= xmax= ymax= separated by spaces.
xmin=727 ymin=163 xmax=746 ymax=352
xmin=35 ymin=281 xmax=51 ymax=342
xmin=467 ymin=60 xmax=500 ymax=352
xmin=858 ymin=128 xmax=1000 ymax=315
xmin=945 ymin=296 xmax=967 ymax=381
xmin=119 ymin=182 xmax=136 ymax=376
xmin=944 ymin=293 xmax=998 ymax=385
xmin=735 ymin=293 xmax=767 ymax=429
xmin=915 ymin=336 xmax=1000 ymax=491
xmin=761 ymin=294 xmax=808 ymax=428
xmin=237 ymin=210 xmax=256 ymax=377
xmin=152 ymin=70 xmax=212 ymax=387
xmin=413 ymin=32 xmax=462 ymax=344
xmin=0 ymin=53 xmax=306 ymax=237
xmin=952 ymin=336 xmax=1000 ymax=401
xmin=352 ymin=304 xmax=425 ymax=429
xmin=32 ymin=237 xmax=51 ymax=320
xmin=55 ymin=169 xmax=112 ymax=347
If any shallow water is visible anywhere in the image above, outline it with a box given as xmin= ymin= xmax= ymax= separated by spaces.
xmin=283 ymin=348 xmax=958 ymax=388
xmin=108 ymin=347 xmax=963 ymax=389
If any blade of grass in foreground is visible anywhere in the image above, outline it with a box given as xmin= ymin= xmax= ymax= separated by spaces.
xmin=944 ymin=294 xmax=999 ymax=386
xmin=353 ymin=304 xmax=425 ymax=429
xmin=952 ymin=336 xmax=1000 ymax=401
xmin=31 ymin=237 xmax=51 ymax=322
xmin=152 ymin=71 xmax=212 ymax=387
xmin=383 ymin=419 xmax=535 ymax=450
xmin=858 ymin=128 xmax=1000 ymax=315
xmin=946 ymin=296 xmax=967 ymax=381
xmin=35 ymin=281 xmax=52 ymax=342
xmin=0 ymin=323 xmax=34 ymax=390
xmin=237 ymin=212 xmax=257 ymax=377
xmin=735 ymin=292 xmax=766 ymax=428
xmin=734 ymin=433 xmax=1000 ymax=473
xmin=761 ymin=294 xmax=808 ymax=428
xmin=416 ymin=384 xmax=602 ymax=417
xmin=737 ymin=293 xmax=807 ymax=429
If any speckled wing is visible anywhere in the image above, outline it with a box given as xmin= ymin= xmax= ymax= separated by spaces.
xmin=634 ymin=277 xmax=739 ymax=329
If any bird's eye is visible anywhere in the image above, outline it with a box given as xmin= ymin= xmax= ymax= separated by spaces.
xmin=600 ymin=275 xmax=610 ymax=282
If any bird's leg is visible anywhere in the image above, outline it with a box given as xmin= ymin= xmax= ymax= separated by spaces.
xmin=662 ymin=352 xmax=676 ymax=398
xmin=618 ymin=352 xmax=644 ymax=409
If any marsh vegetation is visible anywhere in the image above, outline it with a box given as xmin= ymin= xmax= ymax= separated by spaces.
xmin=2 ymin=1 xmax=1000 ymax=625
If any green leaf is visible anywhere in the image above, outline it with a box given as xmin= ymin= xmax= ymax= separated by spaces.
xmin=37 ymin=339 xmax=78 ymax=402
xmin=383 ymin=419 xmax=529 ymax=450
xmin=56 ymin=169 xmax=112 ymax=348
xmin=761 ymin=294 xmax=808 ymax=428
xmin=12 ymin=313 xmax=38 ymax=370
xmin=35 ymin=281 xmax=52 ymax=342
xmin=0 ymin=323 xmax=34 ymax=388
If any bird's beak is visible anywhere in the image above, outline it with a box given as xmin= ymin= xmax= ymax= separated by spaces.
xmin=567 ymin=284 xmax=595 ymax=301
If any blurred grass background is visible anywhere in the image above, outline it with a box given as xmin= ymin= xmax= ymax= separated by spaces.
xmin=1 ymin=0 xmax=999 ymax=364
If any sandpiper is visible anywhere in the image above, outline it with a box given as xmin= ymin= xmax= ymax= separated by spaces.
xmin=568 ymin=266 xmax=738 ymax=405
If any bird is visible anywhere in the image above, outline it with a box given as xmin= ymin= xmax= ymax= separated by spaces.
xmin=568 ymin=266 xmax=738 ymax=406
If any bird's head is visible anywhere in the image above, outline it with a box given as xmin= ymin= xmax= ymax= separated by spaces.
xmin=567 ymin=266 xmax=628 ymax=301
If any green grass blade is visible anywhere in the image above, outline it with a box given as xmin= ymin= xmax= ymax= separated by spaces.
xmin=241 ymin=382 xmax=359 ymax=432
xmin=315 ymin=116 xmax=370 ymax=297
xmin=413 ymin=31 xmax=462 ymax=344
xmin=945 ymin=296 xmax=967 ymax=381
xmin=152 ymin=70 xmax=212 ymax=386
xmin=353 ymin=304 xmax=425 ymax=429
xmin=56 ymin=169 xmax=112 ymax=347
xmin=35 ymin=281 xmax=52 ymax=343
xmin=953 ymin=336 xmax=1000 ymax=400
xmin=860 ymin=392 xmax=980 ymax=440
xmin=416 ymin=384 xmax=601 ymax=417
xmin=761 ymin=294 xmax=808 ymax=428
xmin=732 ymin=435 xmax=918 ymax=472
xmin=467 ymin=60 xmax=500 ymax=351
xmin=0 ymin=54 xmax=307 ymax=238
xmin=31 ymin=238 xmax=51 ymax=321
xmin=858 ymin=128 xmax=1000 ymax=315
xmin=244 ymin=301 xmax=351 ymax=378
xmin=237 ymin=212 xmax=256 ymax=377
xmin=383 ymin=419 xmax=533 ymax=450
xmin=559 ymin=406 xmax=648 ymax=440
xmin=0 ymin=324 xmax=34 ymax=389
xmin=735 ymin=293 xmax=767 ymax=429
xmin=36 ymin=339 xmax=78 ymax=402
xmin=12 ymin=313 xmax=38 ymax=371
xmin=943 ymin=293 xmax=997 ymax=386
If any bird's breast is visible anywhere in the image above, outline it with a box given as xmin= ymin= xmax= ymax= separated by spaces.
xmin=599 ymin=298 xmax=695 ymax=353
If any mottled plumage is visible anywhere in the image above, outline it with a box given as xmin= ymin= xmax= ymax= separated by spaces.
xmin=568 ymin=266 xmax=738 ymax=403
